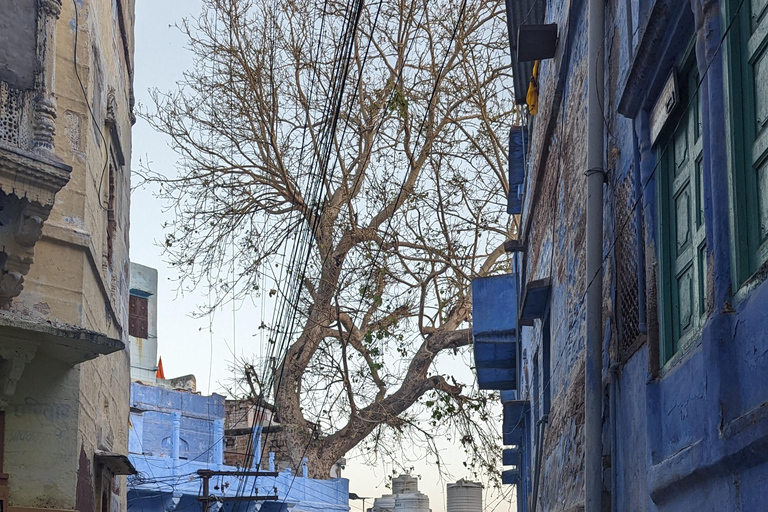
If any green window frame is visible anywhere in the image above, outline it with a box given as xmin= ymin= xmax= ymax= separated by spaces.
xmin=657 ymin=49 xmax=707 ymax=364
xmin=726 ymin=0 xmax=768 ymax=286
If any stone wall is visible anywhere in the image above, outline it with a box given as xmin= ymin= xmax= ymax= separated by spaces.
xmin=516 ymin=0 xmax=768 ymax=510
xmin=1 ymin=0 xmax=135 ymax=510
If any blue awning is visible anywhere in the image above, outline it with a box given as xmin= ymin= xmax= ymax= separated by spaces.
xmin=472 ymin=274 xmax=519 ymax=391
xmin=507 ymin=126 xmax=528 ymax=215
xmin=474 ymin=341 xmax=515 ymax=368
xmin=504 ymin=0 xmax=546 ymax=104
xmin=500 ymin=390 xmax=518 ymax=403
xmin=474 ymin=341 xmax=516 ymax=390
xmin=472 ymin=273 xmax=518 ymax=339
xmin=503 ymin=401 xmax=529 ymax=446
xmin=501 ymin=468 xmax=520 ymax=485
xmin=520 ymin=277 xmax=551 ymax=325
xmin=502 ymin=447 xmax=519 ymax=466
xmin=476 ymin=366 xmax=517 ymax=391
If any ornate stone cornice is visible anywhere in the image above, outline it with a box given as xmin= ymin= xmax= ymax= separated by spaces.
xmin=0 ymin=144 xmax=71 ymax=207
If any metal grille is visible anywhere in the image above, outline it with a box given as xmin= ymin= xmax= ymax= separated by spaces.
xmin=615 ymin=171 xmax=643 ymax=362
xmin=0 ymin=81 xmax=33 ymax=149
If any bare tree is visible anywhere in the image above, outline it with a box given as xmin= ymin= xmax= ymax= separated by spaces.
xmin=142 ymin=0 xmax=518 ymax=479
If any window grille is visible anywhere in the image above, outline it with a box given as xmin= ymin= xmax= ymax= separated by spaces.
xmin=614 ymin=171 xmax=643 ymax=363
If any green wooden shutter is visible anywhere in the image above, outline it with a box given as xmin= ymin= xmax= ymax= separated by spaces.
xmin=731 ymin=0 xmax=768 ymax=280
xmin=659 ymin=63 xmax=705 ymax=362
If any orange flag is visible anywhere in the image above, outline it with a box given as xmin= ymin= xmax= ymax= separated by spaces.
xmin=156 ymin=357 xmax=166 ymax=379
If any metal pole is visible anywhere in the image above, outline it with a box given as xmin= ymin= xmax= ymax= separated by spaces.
xmin=586 ymin=0 xmax=605 ymax=510
xmin=201 ymin=473 xmax=210 ymax=512
xmin=609 ymin=365 xmax=619 ymax=512
xmin=531 ymin=416 xmax=548 ymax=512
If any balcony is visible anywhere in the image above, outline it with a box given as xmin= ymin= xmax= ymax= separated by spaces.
xmin=0 ymin=0 xmax=72 ymax=307
xmin=471 ymin=274 xmax=518 ymax=391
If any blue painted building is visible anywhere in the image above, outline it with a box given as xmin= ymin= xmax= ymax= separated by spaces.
xmin=127 ymin=383 xmax=350 ymax=512
xmin=474 ymin=0 xmax=768 ymax=510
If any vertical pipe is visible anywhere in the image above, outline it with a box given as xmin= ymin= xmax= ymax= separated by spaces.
xmin=609 ymin=365 xmax=619 ymax=512
xmin=201 ymin=474 xmax=210 ymax=512
xmin=586 ymin=0 xmax=605 ymax=511
xmin=251 ymin=426 xmax=262 ymax=470
xmin=531 ymin=417 xmax=548 ymax=512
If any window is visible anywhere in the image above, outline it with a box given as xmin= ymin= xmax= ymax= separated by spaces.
xmin=129 ymin=295 xmax=148 ymax=338
xmin=542 ymin=316 xmax=551 ymax=417
xmin=727 ymin=0 xmax=768 ymax=284
xmin=657 ymin=49 xmax=706 ymax=363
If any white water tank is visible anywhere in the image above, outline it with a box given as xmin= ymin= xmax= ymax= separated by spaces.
xmin=370 ymin=495 xmax=396 ymax=512
xmin=394 ymin=492 xmax=430 ymax=512
xmin=446 ymin=479 xmax=482 ymax=512
xmin=392 ymin=474 xmax=419 ymax=495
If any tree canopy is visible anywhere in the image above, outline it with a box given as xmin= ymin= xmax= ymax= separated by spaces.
xmin=142 ymin=0 xmax=518 ymax=480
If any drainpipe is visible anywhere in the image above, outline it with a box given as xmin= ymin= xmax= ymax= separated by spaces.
xmin=585 ymin=0 xmax=605 ymax=510
xmin=609 ymin=364 xmax=619 ymax=512
xmin=531 ymin=416 xmax=548 ymax=512
xmin=251 ymin=425 xmax=263 ymax=470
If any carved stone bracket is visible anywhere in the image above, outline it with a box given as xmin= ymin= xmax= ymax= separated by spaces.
xmin=0 ymin=145 xmax=70 ymax=307
xmin=0 ymin=198 xmax=58 ymax=308
xmin=0 ymin=341 xmax=38 ymax=409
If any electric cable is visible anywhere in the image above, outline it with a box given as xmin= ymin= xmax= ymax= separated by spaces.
xmin=71 ymin=0 xmax=111 ymax=211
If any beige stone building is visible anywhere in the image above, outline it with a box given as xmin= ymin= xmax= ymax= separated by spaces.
xmin=0 ymin=0 xmax=135 ymax=511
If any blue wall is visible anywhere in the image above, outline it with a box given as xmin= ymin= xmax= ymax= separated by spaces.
xmin=483 ymin=0 xmax=768 ymax=510
xmin=127 ymin=383 xmax=350 ymax=512
xmin=130 ymin=382 xmax=225 ymax=462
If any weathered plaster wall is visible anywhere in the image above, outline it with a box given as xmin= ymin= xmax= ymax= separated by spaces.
xmin=129 ymin=263 xmax=158 ymax=382
xmin=0 ymin=0 xmax=38 ymax=89
xmin=517 ymin=0 xmax=768 ymax=510
xmin=18 ymin=0 xmax=134 ymax=337
xmin=5 ymin=354 xmax=80 ymax=509
xmin=2 ymin=0 xmax=135 ymax=510
xmin=130 ymin=383 xmax=225 ymax=463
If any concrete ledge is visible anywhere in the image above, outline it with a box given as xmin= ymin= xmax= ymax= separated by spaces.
xmin=0 ymin=143 xmax=71 ymax=208
xmin=649 ymin=440 xmax=704 ymax=504
xmin=0 ymin=311 xmax=124 ymax=365
xmin=650 ymin=416 xmax=768 ymax=505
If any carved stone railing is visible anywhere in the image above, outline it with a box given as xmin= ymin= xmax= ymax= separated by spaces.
xmin=0 ymin=0 xmax=72 ymax=307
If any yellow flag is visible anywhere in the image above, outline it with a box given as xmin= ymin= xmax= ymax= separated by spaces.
xmin=527 ymin=61 xmax=540 ymax=115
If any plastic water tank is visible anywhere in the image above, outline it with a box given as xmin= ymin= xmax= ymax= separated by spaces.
xmin=370 ymin=495 xmax=396 ymax=512
xmin=394 ymin=492 xmax=430 ymax=512
xmin=446 ymin=479 xmax=482 ymax=512
xmin=392 ymin=474 xmax=419 ymax=495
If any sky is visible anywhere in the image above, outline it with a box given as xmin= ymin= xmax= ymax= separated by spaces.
xmin=130 ymin=2 xmax=514 ymax=512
